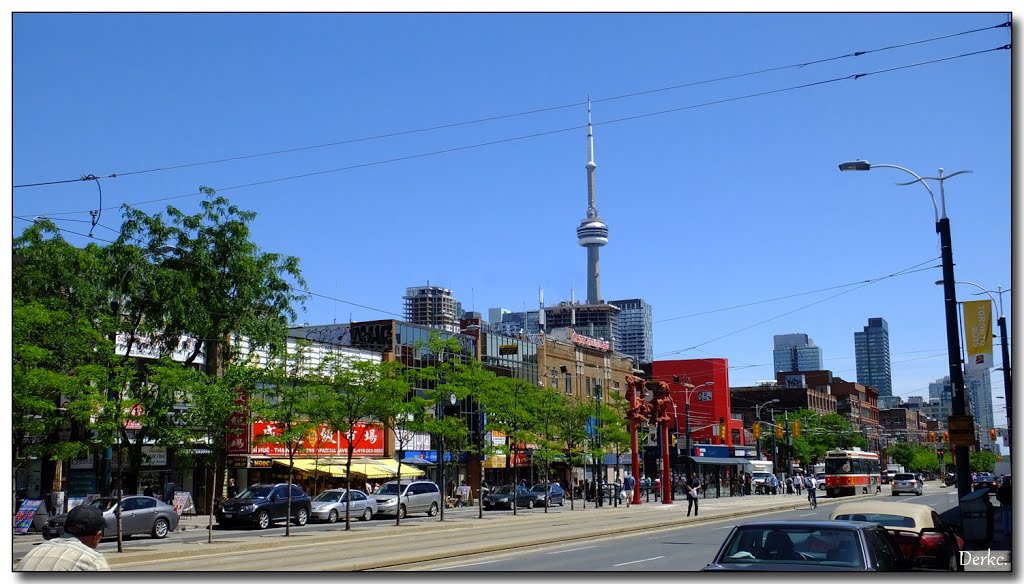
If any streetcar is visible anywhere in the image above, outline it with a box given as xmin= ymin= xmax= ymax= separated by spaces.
xmin=823 ymin=449 xmax=882 ymax=498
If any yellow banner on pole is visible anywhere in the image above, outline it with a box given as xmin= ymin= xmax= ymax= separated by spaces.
xmin=963 ymin=300 xmax=993 ymax=375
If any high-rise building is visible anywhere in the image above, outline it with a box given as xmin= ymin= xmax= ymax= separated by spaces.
xmin=966 ymin=370 xmax=995 ymax=448
xmin=403 ymin=286 xmax=461 ymax=333
xmin=488 ymin=307 xmax=511 ymax=325
xmin=854 ymin=317 xmax=893 ymax=397
xmin=773 ymin=333 xmax=823 ymax=373
xmin=929 ymin=376 xmax=952 ymax=403
xmin=609 ymin=298 xmax=653 ymax=365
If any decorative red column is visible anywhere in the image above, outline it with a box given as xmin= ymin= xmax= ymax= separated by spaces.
xmin=625 ymin=375 xmax=650 ymax=506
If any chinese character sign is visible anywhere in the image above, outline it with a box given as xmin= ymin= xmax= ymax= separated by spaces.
xmin=249 ymin=422 xmax=384 ymax=456
xmin=226 ymin=392 xmax=249 ymax=454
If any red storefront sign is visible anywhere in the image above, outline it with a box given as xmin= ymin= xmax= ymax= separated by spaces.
xmin=250 ymin=421 xmax=384 ymax=456
xmin=226 ymin=391 xmax=249 ymax=454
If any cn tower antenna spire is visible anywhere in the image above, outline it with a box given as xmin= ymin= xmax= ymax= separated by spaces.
xmin=576 ymin=95 xmax=609 ymax=305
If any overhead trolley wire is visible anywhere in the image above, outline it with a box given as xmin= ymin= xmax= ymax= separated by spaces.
xmin=16 ymin=43 xmax=1010 ymax=221
xmin=12 ymin=22 xmax=1009 ymax=190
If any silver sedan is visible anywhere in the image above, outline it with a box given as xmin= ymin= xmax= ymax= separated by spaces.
xmin=310 ymin=489 xmax=377 ymax=523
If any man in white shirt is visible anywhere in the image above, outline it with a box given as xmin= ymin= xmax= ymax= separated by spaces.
xmin=17 ymin=505 xmax=110 ymax=571
xmin=805 ymin=475 xmax=818 ymax=509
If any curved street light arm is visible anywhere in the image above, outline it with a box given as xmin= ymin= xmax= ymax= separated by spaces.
xmin=869 ymin=163 xmax=940 ymax=223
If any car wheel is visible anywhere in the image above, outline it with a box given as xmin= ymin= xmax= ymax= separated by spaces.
xmin=256 ymin=510 xmax=271 ymax=530
xmin=294 ymin=508 xmax=308 ymax=526
xmin=398 ymin=504 xmax=407 ymax=519
xmin=362 ymin=508 xmax=373 ymax=521
xmin=527 ymin=500 xmax=534 ymax=509
xmin=427 ymin=502 xmax=439 ymax=517
xmin=328 ymin=509 xmax=338 ymax=523
xmin=151 ymin=518 xmax=170 ymax=539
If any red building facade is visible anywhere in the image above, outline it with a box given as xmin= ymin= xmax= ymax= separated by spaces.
xmin=651 ymin=358 xmax=744 ymax=449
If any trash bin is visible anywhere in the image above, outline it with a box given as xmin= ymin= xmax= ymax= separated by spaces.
xmin=960 ymin=488 xmax=994 ymax=545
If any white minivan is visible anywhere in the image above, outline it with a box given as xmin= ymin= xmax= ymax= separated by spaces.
xmin=370 ymin=480 xmax=442 ymax=519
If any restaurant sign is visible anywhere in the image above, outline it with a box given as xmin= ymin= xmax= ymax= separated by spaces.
xmin=250 ymin=421 xmax=385 ymax=457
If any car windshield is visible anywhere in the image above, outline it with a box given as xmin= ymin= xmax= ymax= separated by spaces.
xmin=313 ymin=491 xmax=346 ymax=503
xmin=492 ymin=486 xmax=515 ymax=495
xmin=531 ymin=485 xmax=553 ymax=493
xmin=237 ymin=486 xmax=274 ymax=499
xmin=719 ymin=526 xmax=864 ymax=569
xmin=833 ymin=513 xmax=916 ymax=528
xmin=87 ymin=498 xmax=117 ymax=512
xmin=893 ymin=474 xmax=915 ymax=481
xmin=374 ymin=483 xmax=403 ymax=496
xmin=752 ymin=473 xmax=771 ymax=480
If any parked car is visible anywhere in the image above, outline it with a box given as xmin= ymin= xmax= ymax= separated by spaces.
xmin=370 ymin=479 xmax=441 ymax=519
xmin=42 ymin=496 xmax=180 ymax=540
xmin=830 ymin=501 xmax=964 ymax=572
xmin=890 ymin=473 xmax=923 ymax=496
xmin=880 ymin=471 xmax=891 ymax=485
xmin=216 ymin=483 xmax=311 ymax=529
xmin=816 ymin=473 xmax=827 ymax=492
xmin=972 ymin=473 xmax=998 ymax=494
xmin=529 ymin=483 xmax=566 ymax=507
xmin=703 ymin=520 xmax=909 ymax=571
xmin=483 ymin=485 xmax=520 ymax=510
xmin=310 ymin=489 xmax=377 ymax=523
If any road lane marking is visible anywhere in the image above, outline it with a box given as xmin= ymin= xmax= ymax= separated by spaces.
xmin=614 ymin=556 xmax=665 ymax=566
xmin=715 ymin=525 xmax=734 ymax=529
xmin=799 ymin=513 xmax=818 ymax=517
xmin=547 ymin=546 xmax=597 ymax=555
xmin=431 ymin=559 xmax=505 ymax=570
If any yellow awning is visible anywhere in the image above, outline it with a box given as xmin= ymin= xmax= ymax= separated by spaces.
xmin=369 ymin=458 xmax=425 ymax=478
xmin=272 ymin=459 xmax=347 ymax=478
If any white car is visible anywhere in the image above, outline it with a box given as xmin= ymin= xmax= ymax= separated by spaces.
xmin=310 ymin=489 xmax=377 ymax=522
xmin=890 ymin=473 xmax=923 ymax=496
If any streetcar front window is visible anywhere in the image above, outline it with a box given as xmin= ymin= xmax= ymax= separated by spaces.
xmin=825 ymin=459 xmax=852 ymax=474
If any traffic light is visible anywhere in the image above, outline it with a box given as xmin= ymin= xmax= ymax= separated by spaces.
xmin=792 ymin=421 xmax=801 ymax=438
xmin=719 ymin=418 xmax=727 ymax=441
xmin=942 ymin=432 xmax=949 ymax=444
xmin=990 ymin=428 xmax=997 ymax=441
xmin=753 ymin=422 xmax=761 ymax=439
xmin=775 ymin=425 xmax=784 ymax=439
xmin=928 ymin=432 xmax=936 ymax=443
xmin=670 ymin=433 xmax=677 ymax=448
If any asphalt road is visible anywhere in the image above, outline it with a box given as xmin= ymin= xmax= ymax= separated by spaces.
xmin=389 ymin=488 xmax=962 ymax=571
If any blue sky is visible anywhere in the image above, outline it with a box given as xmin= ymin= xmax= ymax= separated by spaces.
xmin=9 ymin=12 xmax=1015 ymax=425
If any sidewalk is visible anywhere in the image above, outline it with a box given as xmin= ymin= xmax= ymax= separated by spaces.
xmin=98 ymin=490 xmax=870 ymax=569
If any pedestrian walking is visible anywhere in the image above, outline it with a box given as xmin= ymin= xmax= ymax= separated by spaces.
xmin=17 ymin=505 xmax=110 ymax=571
xmin=805 ymin=474 xmax=817 ymax=509
xmin=785 ymin=476 xmax=794 ymax=495
xmin=768 ymin=474 xmax=779 ymax=495
xmin=226 ymin=478 xmax=238 ymax=499
xmin=685 ymin=473 xmax=701 ymax=517
xmin=794 ymin=474 xmax=803 ymax=496
xmin=623 ymin=472 xmax=636 ymax=507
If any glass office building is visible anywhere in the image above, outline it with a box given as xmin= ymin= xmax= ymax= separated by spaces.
xmin=609 ymin=298 xmax=653 ymax=365
xmin=773 ymin=333 xmax=823 ymax=373
xmin=854 ymin=317 xmax=893 ymax=398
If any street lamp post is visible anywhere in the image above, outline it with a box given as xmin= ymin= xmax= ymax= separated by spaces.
xmin=753 ymin=399 xmax=780 ymax=460
xmin=840 ymin=160 xmax=974 ymax=501
xmin=944 ymin=280 xmax=1012 ymax=448
xmin=672 ymin=378 xmax=713 ymax=465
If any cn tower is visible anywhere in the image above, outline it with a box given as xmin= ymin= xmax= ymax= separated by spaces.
xmin=576 ymin=98 xmax=609 ymax=305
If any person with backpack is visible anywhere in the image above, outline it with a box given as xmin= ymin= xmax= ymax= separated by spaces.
xmin=805 ymin=474 xmax=817 ymax=509
xmin=622 ymin=472 xmax=636 ymax=507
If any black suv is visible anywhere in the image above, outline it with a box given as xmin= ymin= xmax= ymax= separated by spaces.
xmin=216 ymin=483 xmax=312 ymax=529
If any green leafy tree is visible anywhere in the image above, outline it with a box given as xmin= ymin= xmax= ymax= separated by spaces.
xmin=486 ymin=376 xmax=538 ymax=515
xmin=366 ymin=361 xmax=422 ymax=527
xmin=528 ymin=388 xmax=566 ymax=514
xmin=970 ymin=450 xmax=997 ymax=473
xmin=12 ymin=221 xmax=114 ymax=508
xmin=247 ymin=343 xmax=320 ymax=537
xmin=552 ymin=394 xmax=593 ymax=510
xmin=115 ymin=190 xmax=307 ymax=502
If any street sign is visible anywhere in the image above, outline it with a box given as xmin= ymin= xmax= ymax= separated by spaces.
xmin=947 ymin=415 xmax=975 ymax=431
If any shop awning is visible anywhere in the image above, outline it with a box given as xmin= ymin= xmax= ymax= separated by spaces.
xmin=368 ymin=458 xmax=425 ymax=478
xmin=681 ymin=456 xmax=752 ymax=466
xmin=272 ymin=459 xmax=347 ymax=477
